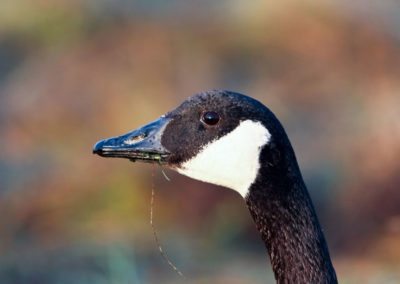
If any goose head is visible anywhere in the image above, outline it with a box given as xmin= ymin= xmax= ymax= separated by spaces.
xmin=93 ymin=90 xmax=288 ymax=198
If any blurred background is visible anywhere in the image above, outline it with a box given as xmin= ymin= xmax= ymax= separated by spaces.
xmin=1 ymin=0 xmax=400 ymax=283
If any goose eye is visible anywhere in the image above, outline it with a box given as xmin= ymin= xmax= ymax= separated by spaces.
xmin=201 ymin=111 xmax=220 ymax=126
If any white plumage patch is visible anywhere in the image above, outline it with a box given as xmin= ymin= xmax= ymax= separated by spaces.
xmin=177 ymin=120 xmax=271 ymax=198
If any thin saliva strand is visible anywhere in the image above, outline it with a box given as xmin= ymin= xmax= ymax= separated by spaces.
xmin=158 ymin=161 xmax=171 ymax=182
xmin=150 ymin=166 xmax=184 ymax=278
xmin=161 ymin=168 xmax=171 ymax=181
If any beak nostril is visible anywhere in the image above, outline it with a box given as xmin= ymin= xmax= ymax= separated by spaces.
xmin=124 ymin=133 xmax=146 ymax=145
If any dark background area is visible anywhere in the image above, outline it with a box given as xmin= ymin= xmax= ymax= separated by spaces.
xmin=1 ymin=1 xmax=400 ymax=283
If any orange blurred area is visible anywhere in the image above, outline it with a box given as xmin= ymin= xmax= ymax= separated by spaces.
xmin=1 ymin=1 xmax=400 ymax=283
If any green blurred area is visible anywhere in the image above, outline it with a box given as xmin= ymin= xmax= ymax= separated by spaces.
xmin=1 ymin=0 xmax=400 ymax=283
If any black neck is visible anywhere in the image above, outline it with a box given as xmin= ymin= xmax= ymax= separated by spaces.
xmin=245 ymin=144 xmax=337 ymax=283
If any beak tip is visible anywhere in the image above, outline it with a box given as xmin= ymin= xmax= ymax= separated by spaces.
xmin=93 ymin=140 xmax=105 ymax=155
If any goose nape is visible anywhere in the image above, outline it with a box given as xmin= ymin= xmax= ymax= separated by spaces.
xmin=93 ymin=90 xmax=338 ymax=283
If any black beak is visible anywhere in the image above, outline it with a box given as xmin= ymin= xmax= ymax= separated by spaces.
xmin=93 ymin=116 xmax=171 ymax=164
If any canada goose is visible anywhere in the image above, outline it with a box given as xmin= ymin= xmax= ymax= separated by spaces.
xmin=93 ymin=90 xmax=338 ymax=283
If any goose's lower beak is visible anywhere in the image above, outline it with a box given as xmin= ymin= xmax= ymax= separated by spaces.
xmin=93 ymin=117 xmax=171 ymax=164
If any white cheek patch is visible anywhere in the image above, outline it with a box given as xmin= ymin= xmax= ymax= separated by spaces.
xmin=176 ymin=120 xmax=271 ymax=198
